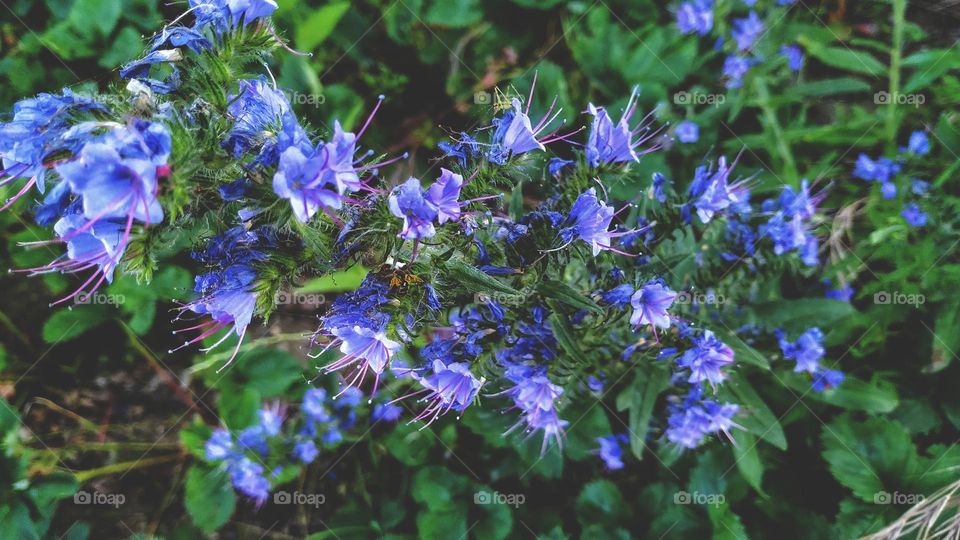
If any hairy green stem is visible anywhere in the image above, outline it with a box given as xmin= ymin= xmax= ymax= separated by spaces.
xmin=756 ymin=78 xmax=798 ymax=185
xmin=886 ymin=0 xmax=907 ymax=149
xmin=74 ymin=454 xmax=182 ymax=483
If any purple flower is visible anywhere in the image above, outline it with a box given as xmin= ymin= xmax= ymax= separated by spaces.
xmin=911 ymin=179 xmax=929 ymax=195
xmin=731 ymin=11 xmax=764 ymax=51
xmin=324 ymin=324 xmax=401 ymax=392
xmin=824 ymin=280 xmax=855 ymax=303
xmin=227 ymin=457 xmax=270 ymax=504
xmin=690 ymin=156 xmax=750 ymax=223
xmin=371 ymin=403 xmax=403 ymax=423
xmin=780 ymin=45 xmax=804 ymax=71
xmin=408 ymin=360 xmax=483 ymax=426
xmin=46 ymin=214 xmax=126 ymax=287
xmin=778 ymin=327 xmax=825 ymax=373
xmin=389 ymin=177 xmax=438 ymax=240
xmin=675 ymin=121 xmax=699 ymax=143
xmin=723 ymin=55 xmax=751 ymax=89
xmin=666 ymin=389 xmax=740 ymax=448
xmin=901 ymin=202 xmax=927 ymax=227
xmin=548 ymin=157 xmax=575 ymax=176
xmin=561 ymin=188 xmax=621 ymax=256
xmin=601 ymin=284 xmax=634 ymax=308
xmin=853 ymin=154 xmax=900 ymax=183
xmin=596 ymin=434 xmax=628 ymax=470
xmin=677 ymin=331 xmax=735 ymax=386
xmin=189 ymin=0 xmax=278 ymax=30
xmin=676 ymin=1 xmax=713 ymax=36
xmin=302 ymin=388 xmax=333 ymax=423
xmin=498 ymin=369 xmax=568 ymax=454
xmin=487 ymin=78 xmax=578 ymax=163
xmin=630 ymin=281 xmax=677 ymax=333
xmin=585 ymin=88 xmax=662 ymax=167
xmin=425 ymin=168 xmax=463 ymax=224
xmin=273 ymin=143 xmax=346 ymax=222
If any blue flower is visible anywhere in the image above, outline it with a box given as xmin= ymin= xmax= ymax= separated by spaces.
xmin=731 ymin=11 xmax=764 ymax=51
xmin=408 ymin=360 xmax=483 ymax=425
xmin=499 ymin=369 xmax=568 ymax=455
xmin=690 ymin=156 xmax=750 ymax=223
xmin=677 ymin=331 xmax=735 ymax=386
xmin=596 ymin=434 xmax=628 ymax=470
xmin=293 ymin=440 xmax=319 ymax=464
xmin=149 ymin=26 xmax=212 ymax=54
xmin=824 ymin=279 xmax=855 ymax=302
xmin=901 ymin=202 xmax=927 ymax=227
xmin=490 ymin=98 xmax=546 ymax=158
xmin=326 ymin=323 xmax=401 ymax=391
xmin=273 ymin=143 xmax=347 ymax=223
xmin=425 ymin=168 xmax=463 ymax=224
xmin=225 ymin=78 xmax=291 ymax=159
xmin=630 ymin=281 xmax=677 ymax=333
xmin=723 ymin=55 xmax=751 ymax=89
xmin=881 ymin=182 xmax=897 ymax=199
xmin=601 ymin=284 xmax=634 ymax=308
xmin=780 ymin=45 xmax=804 ymax=71
xmin=676 ymin=1 xmax=713 ymax=36
xmin=911 ymin=179 xmax=929 ymax=195
xmin=853 ymin=154 xmax=900 ymax=183
xmin=205 ymin=429 xmax=236 ymax=461
xmin=548 ymin=157 xmax=575 ymax=176
xmin=189 ymin=0 xmax=278 ymax=30
xmin=665 ymin=388 xmax=740 ymax=448
xmin=561 ymin=188 xmax=625 ymax=256
xmin=812 ymin=368 xmax=844 ymax=392
xmin=218 ymin=178 xmax=248 ymax=201
xmin=778 ymin=327 xmax=825 ymax=373
xmin=585 ymin=88 xmax=662 ymax=167
xmin=47 ymin=214 xmax=126 ymax=288
xmin=904 ymin=131 xmax=930 ymax=156
xmin=389 ymin=177 xmax=438 ymax=240
xmin=371 ymin=403 xmax=403 ymax=423
xmin=227 ymin=457 xmax=270 ymax=504
xmin=675 ymin=121 xmax=699 ymax=143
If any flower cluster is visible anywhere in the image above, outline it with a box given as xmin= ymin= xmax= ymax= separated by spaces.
xmin=777 ymin=327 xmax=844 ymax=392
xmin=853 ymin=130 xmax=930 ymax=228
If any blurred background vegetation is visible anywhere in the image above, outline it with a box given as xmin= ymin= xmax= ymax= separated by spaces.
xmin=2 ymin=0 xmax=960 ymax=538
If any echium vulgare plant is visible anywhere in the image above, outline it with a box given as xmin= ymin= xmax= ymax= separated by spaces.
xmin=0 ymin=0 xmax=834 ymax=488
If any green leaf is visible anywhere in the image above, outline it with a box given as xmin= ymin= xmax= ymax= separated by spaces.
xmin=416 ymin=507 xmax=467 ymax=540
xmin=295 ymin=1 xmax=351 ymax=51
xmin=799 ymin=38 xmax=886 ymax=76
xmin=782 ymin=77 xmax=872 ymax=99
xmin=473 ymin=494 xmax=513 ymax=540
xmin=617 ymin=364 xmax=670 ymax=460
xmin=423 ymin=0 xmax=482 ymax=28
xmin=411 ymin=466 xmax=469 ymax=512
xmin=751 ymin=298 xmax=856 ymax=334
xmin=575 ymin=480 xmax=624 ymax=527
xmin=928 ymin=299 xmax=960 ymax=372
xmin=731 ymin=432 xmax=765 ymax=495
xmin=383 ymin=423 xmax=435 ymax=466
xmin=721 ymin=374 xmax=786 ymax=450
xmin=69 ymin=0 xmax=122 ymax=37
xmin=179 ymin=420 xmax=213 ymax=460
xmin=98 ymin=27 xmax=141 ymax=69
xmin=297 ymin=264 xmax=367 ymax=293
xmin=184 ymin=464 xmax=237 ymax=533
xmin=442 ymin=259 xmax=521 ymax=296
xmin=821 ymin=414 xmax=918 ymax=501
xmin=783 ymin=373 xmax=898 ymax=413
xmin=42 ymin=305 xmax=112 ymax=343
xmin=234 ymin=348 xmax=303 ymax=397
xmin=217 ymin=386 xmax=261 ymax=430
xmin=708 ymin=503 xmax=749 ymax=540
xmin=535 ymin=280 xmax=602 ymax=314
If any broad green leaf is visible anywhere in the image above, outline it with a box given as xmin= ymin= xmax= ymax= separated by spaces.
xmin=42 ymin=305 xmax=112 ymax=343
xmin=783 ymin=373 xmax=898 ymax=413
xmin=799 ymin=38 xmax=886 ymax=76
xmin=69 ymin=0 xmax=122 ymax=37
xmin=821 ymin=414 xmax=918 ymax=501
xmin=617 ymin=365 xmax=670 ymax=460
xmin=575 ymin=480 xmax=624 ymax=527
xmin=423 ymin=0 xmax=482 ymax=28
xmin=298 ymin=264 xmax=367 ymax=293
xmin=731 ymin=432 xmax=765 ymax=495
xmin=721 ymin=374 xmax=787 ymax=450
xmin=708 ymin=503 xmax=749 ymax=540
xmin=750 ymin=298 xmax=856 ymax=334
xmin=234 ymin=348 xmax=303 ymax=397
xmin=217 ymin=386 xmax=261 ymax=430
xmin=184 ymin=465 xmax=236 ymax=533
xmin=442 ymin=259 xmax=521 ymax=296
xmin=295 ymin=1 xmax=351 ymax=51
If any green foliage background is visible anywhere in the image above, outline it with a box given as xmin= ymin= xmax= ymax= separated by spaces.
xmin=1 ymin=0 xmax=959 ymax=538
